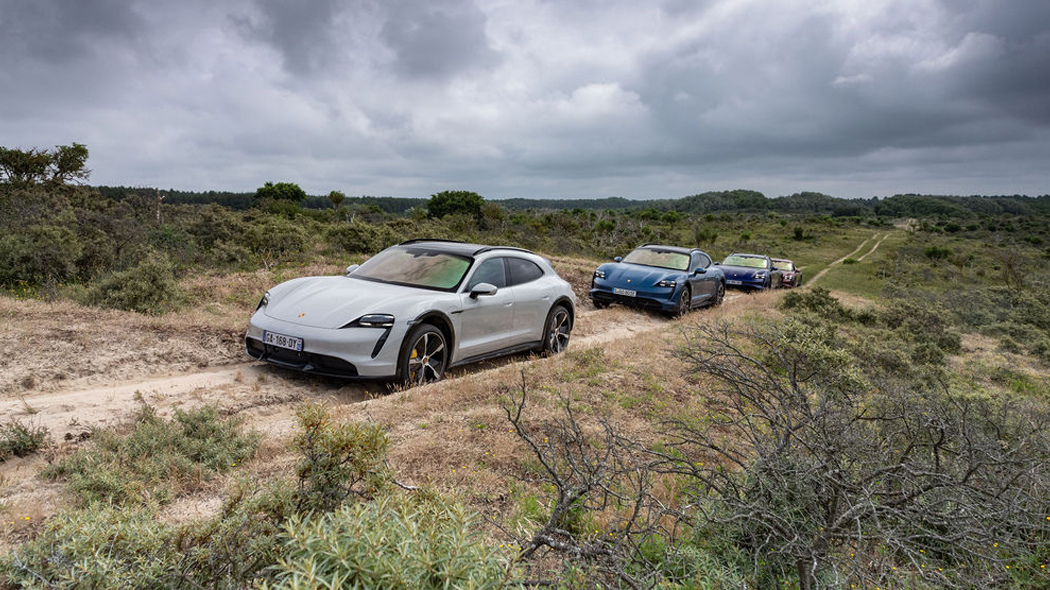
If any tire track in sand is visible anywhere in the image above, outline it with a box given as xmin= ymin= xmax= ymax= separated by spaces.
xmin=805 ymin=232 xmax=886 ymax=287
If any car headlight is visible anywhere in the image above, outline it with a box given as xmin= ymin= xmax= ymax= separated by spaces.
xmin=593 ymin=269 xmax=606 ymax=279
xmin=256 ymin=292 xmax=270 ymax=310
xmin=657 ymin=279 xmax=677 ymax=288
xmin=358 ymin=314 xmax=395 ymax=328
xmin=754 ymin=272 xmax=766 ymax=280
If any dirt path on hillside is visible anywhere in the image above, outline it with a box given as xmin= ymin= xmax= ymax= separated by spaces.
xmin=805 ymin=232 xmax=886 ymax=287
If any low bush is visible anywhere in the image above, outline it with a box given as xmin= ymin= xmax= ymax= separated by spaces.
xmin=44 ymin=403 xmax=260 ymax=505
xmin=324 ymin=220 xmax=400 ymax=254
xmin=0 ymin=220 xmax=82 ymax=285
xmin=879 ymin=298 xmax=962 ymax=359
xmin=780 ymin=286 xmax=856 ymax=323
xmin=292 ymin=402 xmax=390 ymax=512
xmin=271 ymin=493 xmax=508 ymax=589
xmin=1 ymin=504 xmax=177 ymax=587
xmin=0 ymin=419 xmax=50 ymax=460
xmin=924 ymin=245 xmax=952 ymax=260
xmin=85 ymin=250 xmax=185 ymax=314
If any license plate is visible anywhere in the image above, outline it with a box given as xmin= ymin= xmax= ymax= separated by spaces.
xmin=263 ymin=330 xmax=303 ymax=351
xmin=613 ymin=287 xmax=637 ymax=297
xmin=726 ymin=280 xmax=742 ymax=285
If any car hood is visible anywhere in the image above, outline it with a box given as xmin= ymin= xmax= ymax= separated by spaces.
xmin=719 ymin=265 xmax=766 ymax=280
xmin=600 ymin=263 xmax=681 ymax=286
xmin=264 ymin=276 xmax=441 ymax=328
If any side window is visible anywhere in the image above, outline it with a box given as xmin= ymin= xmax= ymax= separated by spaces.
xmin=467 ymin=258 xmax=507 ymax=290
xmin=690 ymin=253 xmax=701 ymax=270
xmin=506 ymin=257 xmax=544 ymax=286
xmin=697 ymin=253 xmax=712 ymax=269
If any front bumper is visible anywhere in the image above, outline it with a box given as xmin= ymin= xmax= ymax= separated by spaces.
xmin=245 ymin=310 xmax=406 ymax=379
xmin=723 ymin=276 xmax=767 ymax=290
xmin=589 ymin=280 xmax=678 ymax=312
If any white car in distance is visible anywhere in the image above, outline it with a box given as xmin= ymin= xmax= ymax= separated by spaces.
xmin=245 ymin=239 xmax=576 ymax=386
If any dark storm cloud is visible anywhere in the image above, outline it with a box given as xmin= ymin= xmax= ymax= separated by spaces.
xmin=622 ymin=0 xmax=1050 ymax=174
xmin=236 ymin=0 xmax=344 ymax=76
xmin=0 ymin=0 xmax=144 ymax=62
xmin=380 ymin=0 xmax=501 ymax=80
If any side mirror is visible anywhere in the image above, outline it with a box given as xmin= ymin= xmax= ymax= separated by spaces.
xmin=345 ymin=264 xmax=360 ymax=276
xmin=713 ymin=262 xmax=720 ymax=266
xmin=469 ymin=282 xmax=498 ymax=299
xmin=613 ymin=256 xmax=623 ymax=263
xmin=771 ymin=266 xmax=779 ymax=271
xmin=693 ymin=268 xmax=706 ymax=275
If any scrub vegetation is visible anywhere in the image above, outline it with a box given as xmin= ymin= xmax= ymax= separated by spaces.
xmin=3 ymin=144 xmax=1050 ymax=587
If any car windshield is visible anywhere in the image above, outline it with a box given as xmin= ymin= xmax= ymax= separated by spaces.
xmin=723 ymin=255 xmax=768 ymax=269
xmin=773 ymin=260 xmax=795 ymax=270
xmin=622 ymin=248 xmax=690 ymax=271
xmin=353 ymin=247 xmax=472 ymax=291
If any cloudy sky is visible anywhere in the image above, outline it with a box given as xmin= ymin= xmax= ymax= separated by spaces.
xmin=1 ymin=0 xmax=1048 ymax=200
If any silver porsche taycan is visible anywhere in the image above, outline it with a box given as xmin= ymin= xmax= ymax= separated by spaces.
xmin=245 ymin=239 xmax=576 ymax=385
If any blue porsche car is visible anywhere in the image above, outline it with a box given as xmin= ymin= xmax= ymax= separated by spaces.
xmin=717 ymin=253 xmax=783 ymax=291
xmin=590 ymin=245 xmax=725 ymax=316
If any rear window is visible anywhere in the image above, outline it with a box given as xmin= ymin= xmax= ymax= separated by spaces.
xmin=507 ymin=257 xmax=544 ymax=285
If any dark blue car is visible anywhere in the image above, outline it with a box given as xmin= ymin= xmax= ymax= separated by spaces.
xmin=590 ymin=245 xmax=725 ymax=316
xmin=718 ymin=253 xmax=782 ymax=291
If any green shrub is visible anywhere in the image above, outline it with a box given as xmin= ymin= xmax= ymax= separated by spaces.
xmin=292 ymin=402 xmax=390 ymax=512
xmin=44 ymin=403 xmax=260 ymax=505
xmin=324 ymin=220 xmax=400 ymax=254
xmin=242 ymin=215 xmax=310 ymax=261
xmin=1 ymin=504 xmax=177 ymax=587
xmin=86 ymin=250 xmax=185 ymax=314
xmin=879 ymin=298 xmax=962 ymax=360
xmin=270 ymin=493 xmax=508 ymax=589
xmin=780 ymin=286 xmax=857 ymax=323
xmin=924 ymin=245 xmax=952 ymax=260
xmin=0 ymin=221 xmax=82 ymax=285
xmin=0 ymin=419 xmax=50 ymax=460
xmin=427 ymin=190 xmax=484 ymax=219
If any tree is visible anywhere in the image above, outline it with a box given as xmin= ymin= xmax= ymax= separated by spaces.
xmin=0 ymin=143 xmax=90 ymax=187
xmin=254 ymin=181 xmax=307 ymax=203
xmin=327 ymin=190 xmax=346 ymax=209
xmin=427 ymin=190 xmax=484 ymax=219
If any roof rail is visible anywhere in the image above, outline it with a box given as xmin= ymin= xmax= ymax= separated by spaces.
xmin=398 ymin=238 xmax=467 ymax=246
xmin=473 ymin=245 xmax=536 ymax=255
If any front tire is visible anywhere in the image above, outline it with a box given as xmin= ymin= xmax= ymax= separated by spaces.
xmin=543 ymin=305 xmax=572 ymax=355
xmin=674 ymin=285 xmax=691 ymax=317
xmin=712 ymin=281 xmax=725 ymax=306
xmin=398 ymin=324 xmax=447 ymax=387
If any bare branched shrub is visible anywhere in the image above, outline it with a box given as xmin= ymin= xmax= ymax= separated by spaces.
xmin=501 ymin=372 xmax=686 ymax=589
xmin=661 ymin=318 xmax=1050 ymax=589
